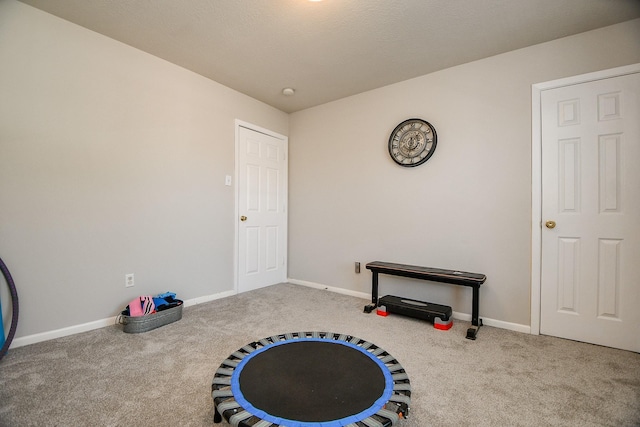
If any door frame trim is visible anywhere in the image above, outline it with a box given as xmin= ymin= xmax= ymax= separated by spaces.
xmin=530 ymin=63 xmax=640 ymax=335
xmin=233 ymin=119 xmax=289 ymax=294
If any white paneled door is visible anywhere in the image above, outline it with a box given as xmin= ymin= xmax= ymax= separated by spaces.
xmin=540 ymin=72 xmax=640 ymax=352
xmin=237 ymin=125 xmax=287 ymax=293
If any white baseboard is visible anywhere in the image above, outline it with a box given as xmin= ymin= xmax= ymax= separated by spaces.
xmin=11 ymin=317 xmax=119 ymax=349
xmin=288 ymin=278 xmax=531 ymax=335
xmin=479 ymin=316 xmax=530 ymax=334
xmin=183 ymin=289 xmax=236 ymax=307
xmin=450 ymin=311 xmax=531 ymax=334
xmin=10 ymin=281 xmax=531 ymax=349
xmin=10 ymin=288 xmax=237 ymax=349
xmin=288 ymin=278 xmax=370 ymax=300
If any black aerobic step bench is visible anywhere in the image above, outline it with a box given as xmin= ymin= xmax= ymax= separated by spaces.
xmin=364 ymin=261 xmax=487 ymax=340
xmin=376 ymin=295 xmax=453 ymax=330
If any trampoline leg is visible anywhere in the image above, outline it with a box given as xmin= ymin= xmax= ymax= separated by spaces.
xmin=213 ymin=407 xmax=222 ymax=423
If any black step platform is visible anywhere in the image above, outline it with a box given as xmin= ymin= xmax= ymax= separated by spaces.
xmin=378 ymin=295 xmax=452 ymax=323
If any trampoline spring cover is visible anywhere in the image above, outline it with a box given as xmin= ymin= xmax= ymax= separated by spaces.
xmin=211 ymin=331 xmax=411 ymax=427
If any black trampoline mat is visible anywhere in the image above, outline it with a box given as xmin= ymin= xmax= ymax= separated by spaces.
xmin=238 ymin=340 xmax=385 ymax=422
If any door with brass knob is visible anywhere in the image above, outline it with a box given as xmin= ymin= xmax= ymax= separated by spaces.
xmin=539 ymin=70 xmax=640 ymax=352
xmin=237 ymin=125 xmax=288 ymax=294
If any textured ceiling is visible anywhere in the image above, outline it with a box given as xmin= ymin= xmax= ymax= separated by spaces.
xmin=18 ymin=0 xmax=640 ymax=113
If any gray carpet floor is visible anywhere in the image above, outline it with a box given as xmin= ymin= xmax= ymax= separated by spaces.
xmin=1 ymin=283 xmax=639 ymax=427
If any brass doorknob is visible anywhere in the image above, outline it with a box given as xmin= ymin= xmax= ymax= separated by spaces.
xmin=545 ymin=220 xmax=556 ymax=229
xmin=240 ymin=216 xmax=247 ymax=222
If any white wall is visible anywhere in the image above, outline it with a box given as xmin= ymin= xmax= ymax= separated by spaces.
xmin=0 ymin=0 xmax=288 ymax=339
xmin=1 ymin=0 xmax=639 ymax=342
xmin=288 ymin=19 xmax=640 ymax=328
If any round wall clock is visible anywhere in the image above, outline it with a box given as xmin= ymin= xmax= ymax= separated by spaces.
xmin=388 ymin=118 xmax=437 ymax=167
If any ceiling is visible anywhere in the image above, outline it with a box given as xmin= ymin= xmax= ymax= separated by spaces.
xmin=18 ymin=0 xmax=640 ymax=113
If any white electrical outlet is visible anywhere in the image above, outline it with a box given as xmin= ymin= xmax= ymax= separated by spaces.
xmin=125 ymin=273 xmax=135 ymax=288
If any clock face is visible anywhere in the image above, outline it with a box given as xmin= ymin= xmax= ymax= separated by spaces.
xmin=388 ymin=119 xmax=437 ymax=167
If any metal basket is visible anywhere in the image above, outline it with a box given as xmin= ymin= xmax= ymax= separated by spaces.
xmin=118 ymin=302 xmax=183 ymax=333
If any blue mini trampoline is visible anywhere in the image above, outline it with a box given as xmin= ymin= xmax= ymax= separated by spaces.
xmin=212 ymin=332 xmax=411 ymax=427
